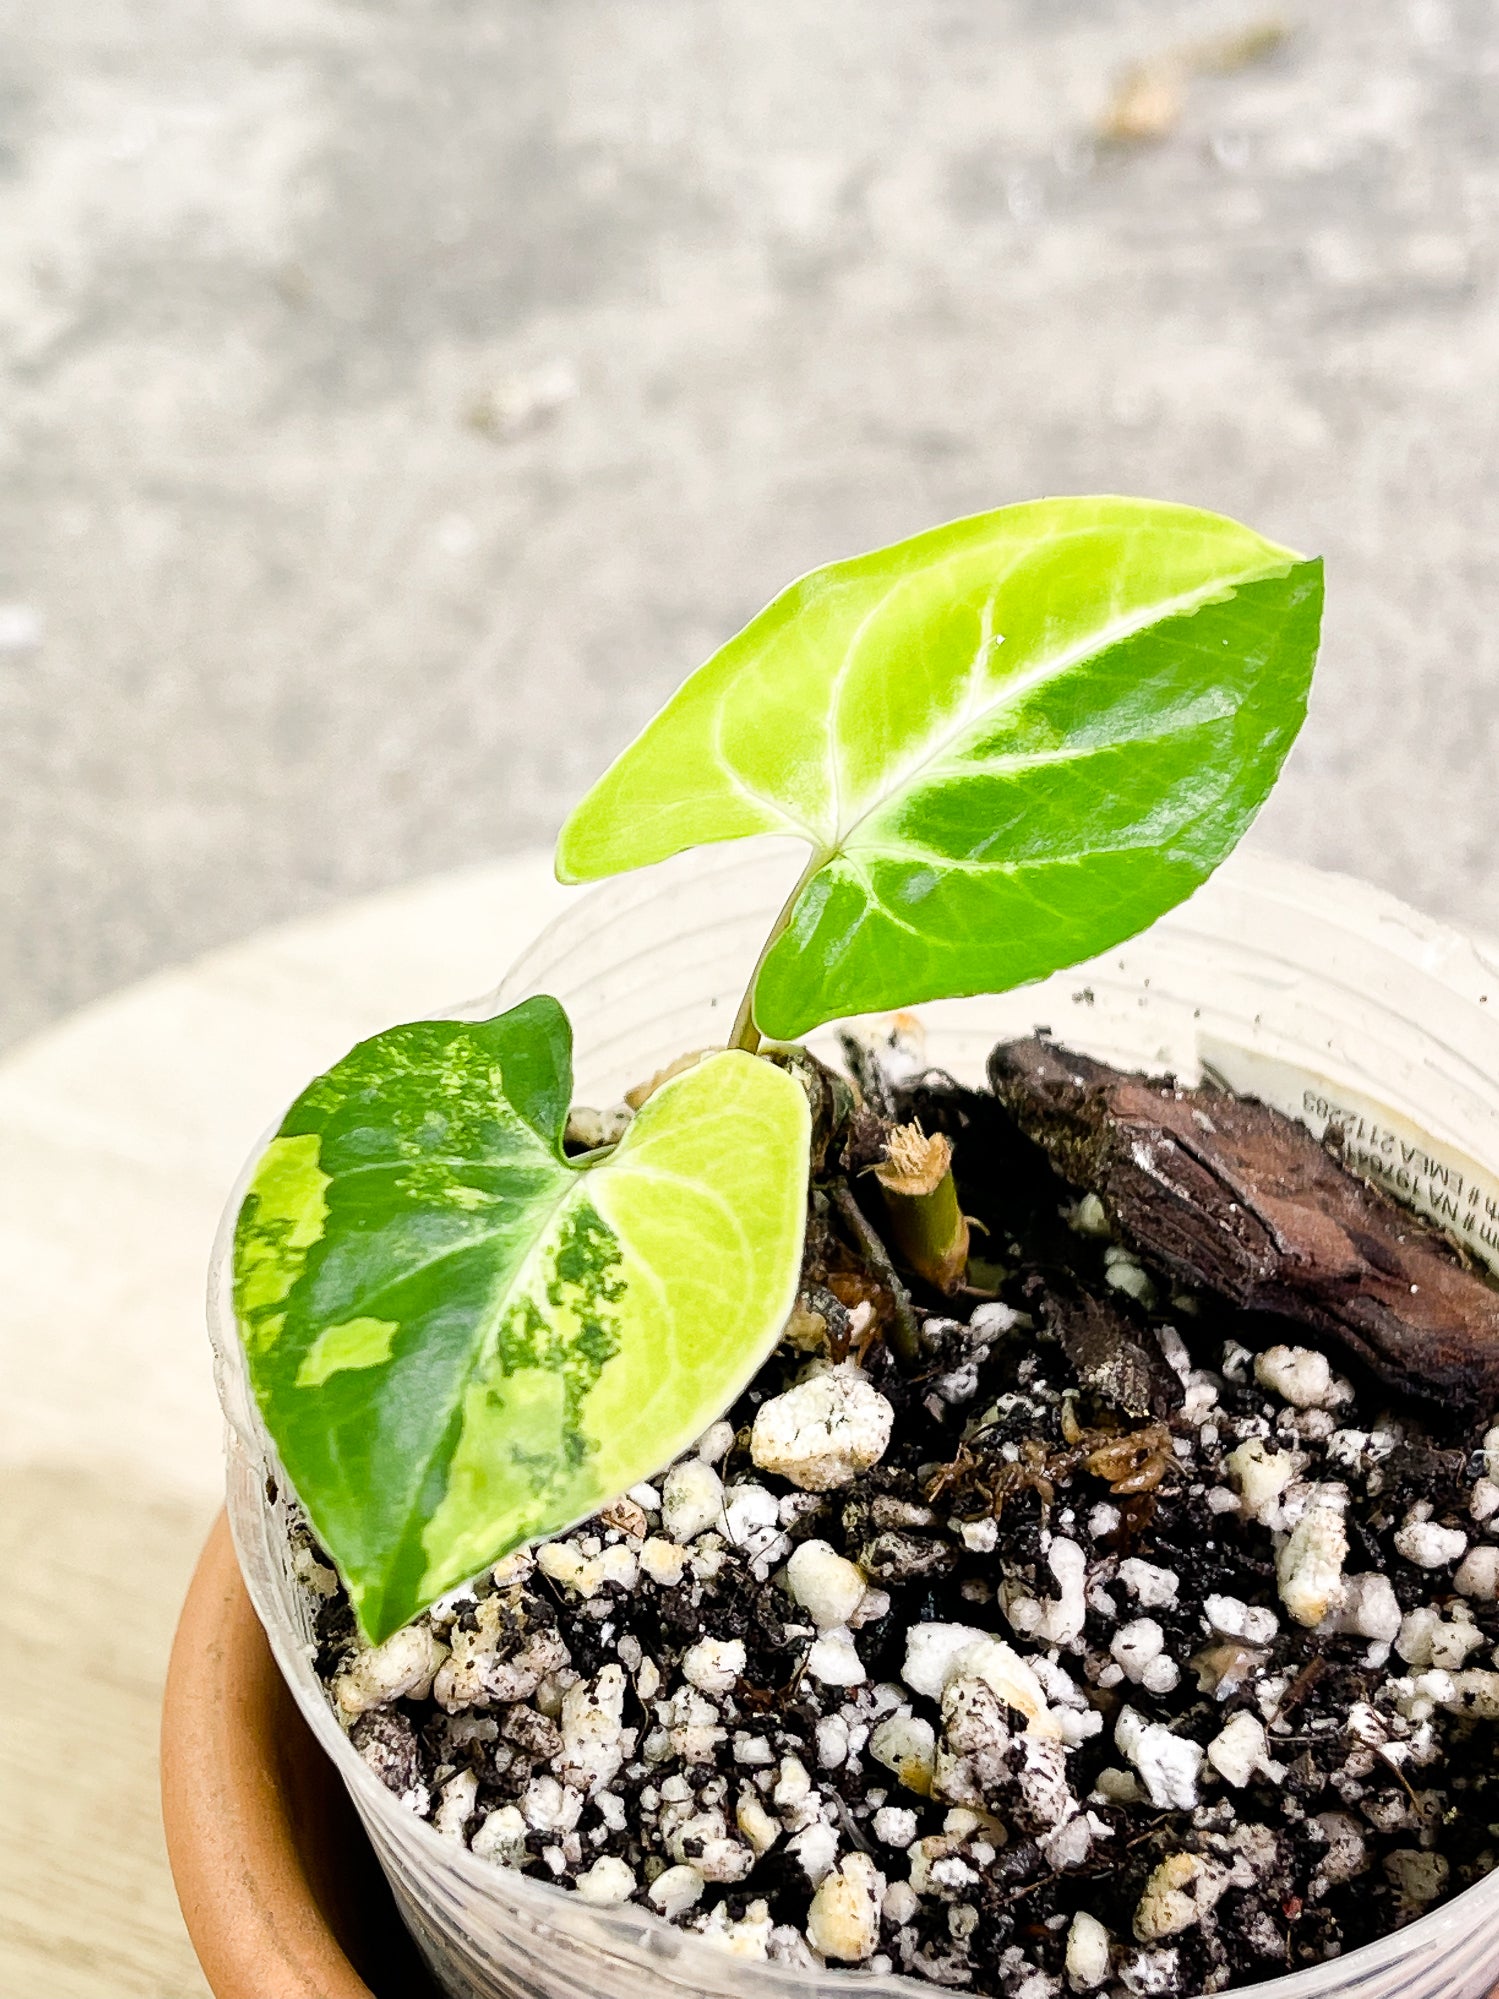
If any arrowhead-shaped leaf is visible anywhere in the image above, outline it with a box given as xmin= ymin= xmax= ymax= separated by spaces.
xmin=557 ymin=497 xmax=1322 ymax=1040
xmin=232 ymin=997 xmax=810 ymax=1642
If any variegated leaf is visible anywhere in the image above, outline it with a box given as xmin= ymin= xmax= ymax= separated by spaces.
xmin=233 ymin=997 xmax=810 ymax=1642
xmin=557 ymin=497 xmax=1322 ymax=1039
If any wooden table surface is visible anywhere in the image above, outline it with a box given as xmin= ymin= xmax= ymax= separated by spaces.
xmin=0 ymin=853 xmax=569 ymax=1999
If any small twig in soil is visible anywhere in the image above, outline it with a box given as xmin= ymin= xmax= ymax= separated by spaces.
xmin=1276 ymin=1655 xmax=1330 ymax=1718
xmin=830 ymin=1178 xmax=922 ymax=1366
xmin=1378 ymin=1747 xmax=1427 ymax=1813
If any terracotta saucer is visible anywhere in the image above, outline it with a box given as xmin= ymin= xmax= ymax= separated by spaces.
xmin=161 ymin=1513 xmax=439 ymax=1999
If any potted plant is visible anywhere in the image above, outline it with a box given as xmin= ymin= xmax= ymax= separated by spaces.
xmin=174 ymin=497 xmax=1499 ymax=1999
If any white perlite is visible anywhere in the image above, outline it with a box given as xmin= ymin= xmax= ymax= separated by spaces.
xmin=1206 ymin=1711 xmax=1282 ymax=1788
xmin=663 ymin=1799 xmax=745 ymax=1878
xmin=1225 ymin=1438 xmax=1303 ymax=1525
xmin=648 ymin=1863 xmax=706 ymax=1919
xmin=788 ymin=1819 xmax=840 ymax=1885
xmin=773 ymin=1754 xmax=813 ymax=1814
xmin=1394 ymin=1504 xmax=1467 ymax=1569
xmin=1202 ymin=1594 xmax=1278 ymax=1646
xmin=1276 ymin=1485 xmax=1348 ymax=1626
xmin=750 ymin=1366 xmax=895 ymax=1490
xmin=901 ymin=1622 xmax=1054 ymax=1733
xmin=1040 ymin=1813 xmax=1097 ymax=1872
xmin=559 ymin=1664 xmax=629 ymax=1792
xmin=1030 ymin=1654 xmax=1104 ymax=1746
xmin=332 ymin=1623 xmax=447 ymax=1718
xmin=938 ymin=1675 xmax=1016 ymax=1805
xmin=1396 ymin=1604 xmax=1485 ymax=1669
xmin=1311 ymin=1812 xmax=1368 ymax=1888
xmin=816 ymin=1713 xmax=851 ymax=1769
xmin=883 ymin=1881 xmax=921 ymax=1933
xmin=1321 ymin=1573 xmax=1402 ymax=1653
xmin=696 ymin=1418 xmax=736 ymax=1463
xmin=721 ymin=1482 xmax=788 ymax=1573
xmin=873 ymin=1805 xmax=919 ymax=1847
xmin=1436 ymin=1669 xmax=1499 ymax=1717
xmin=784 ymin=1539 xmax=868 ymax=1629
xmin=1133 ymin=1853 xmax=1231 ymax=1941
xmin=574 ymin=1855 xmax=636 ymax=1907
xmin=1110 ymin=1619 xmax=1179 ymax=1694
xmin=901 ymin=1620 xmax=1008 ymax=1701
xmin=521 ymin=1775 xmax=583 ymax=1834
xmin=1066 ymin=1912 xmax=1112 ymax=1991
xmin=471 ymin=1804 xmax=527 ymax=1865
xmin=1254 ymin=1345 xmax=1349 ymax=1410
xmin=682 ymin=1637 xmax=746 ymax=1695
xmin=1456 ymin=1544 xmax=1499 ymax=1599
xmin=536 ymin=1540 xmax=638 ymax=1598
xmin=1004 ymin=1537 xmax=1088 ymax=1649
xmin=661 ymin=1458 xmax=724 ymax=1543
xmin=1119 ymin=1948 xmax=1181 ymax=1996
xmin=806 ymin=1852 xmax=885 ymax=1962
xmin=807 ymin=1628 xmax=867 ymax=1686
xmin=1115 ymin=1707 xmax=1203 ymax=1811
xmin=639 ymin=1537 xmax=689 ymax=1587
xmin=736 ymin=1791 xmax=781 ymax=1854
xmin=869 ymin=1713 xmax=937 ymax=1795
xmin=433 ymin=1768 xmax=477 ymax=1840
xmin=699 ymin=1898 xmax=776 ymax=1959
xmin=1116 ymin=1559 xmax=1179 ymax=1610
xmin=1016 ymin=1732 xmax=1077 ymax=1829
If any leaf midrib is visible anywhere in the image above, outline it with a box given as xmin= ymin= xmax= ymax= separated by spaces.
xmin=819 ymin=555 xmax=1290 ymax=867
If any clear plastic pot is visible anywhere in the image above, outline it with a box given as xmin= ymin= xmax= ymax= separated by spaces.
xmin=211 ymin=838 xmax=1499 ymax=1999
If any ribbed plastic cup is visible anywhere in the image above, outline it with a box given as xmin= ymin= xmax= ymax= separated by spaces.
xmin=210 ymin=839 xmax=1499 ymax=1999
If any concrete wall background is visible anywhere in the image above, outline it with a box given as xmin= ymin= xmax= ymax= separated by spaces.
xmin=3 ymin=1 xmax=1497 ymax=1049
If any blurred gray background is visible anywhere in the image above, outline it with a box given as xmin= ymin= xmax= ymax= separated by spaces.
xmin=3 ymin=0 xmax=1497 ymax=1050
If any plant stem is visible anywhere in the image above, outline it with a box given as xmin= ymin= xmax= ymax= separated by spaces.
xmin=875 ymin=1125 xmax=970 ymax=1295
xmin=728 ymin=850 xmax=828 ymax=1055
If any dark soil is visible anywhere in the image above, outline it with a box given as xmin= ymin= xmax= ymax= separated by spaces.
xmin=302 ymin=1029 xmax=1499 ymax=1996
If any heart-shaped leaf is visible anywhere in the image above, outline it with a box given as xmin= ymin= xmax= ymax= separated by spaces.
xmin=233 ymin=997 xmax=810 ymax=1642
xmin=557 ymin=497 xmax=1322 ymax=1040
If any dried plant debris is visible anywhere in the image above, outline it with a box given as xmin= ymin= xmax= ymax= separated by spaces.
xmin=1098 ymin=17 xmax=1291 ymax=145
xmin=990 ymin=1037 xmax=1499 ymax=1412
xmin=1025 ymin=1275 xmax=1183 ymax=1423
xmin=303 ymin=1035 xmax=1499 ymax=1995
